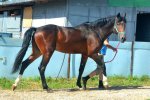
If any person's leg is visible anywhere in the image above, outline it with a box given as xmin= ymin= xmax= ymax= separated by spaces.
xmin=82 ymin=54 xmax=103 ymax=90
xmin=82 ymin=68 xmax=99 ymax=90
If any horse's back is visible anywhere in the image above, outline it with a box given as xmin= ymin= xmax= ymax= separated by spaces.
xmin=35 ymin=24 xmax=88 ymax=42
xmin=34 ymin=24 xmax=89 ymax=54
xmin=57 ymin=26 xmax=86 ymax=42
xmin=55 ymin=26 xmax=88 ymax=53
xmin=36 ymin=24 xmax=58 ymax=33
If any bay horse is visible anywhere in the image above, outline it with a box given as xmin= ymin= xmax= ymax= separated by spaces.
xmin=12 ymin=13 xmax=126 ymax=91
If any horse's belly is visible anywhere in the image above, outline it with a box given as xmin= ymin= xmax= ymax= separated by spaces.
xmin=56 ymin=43 xmax=87 ymax=54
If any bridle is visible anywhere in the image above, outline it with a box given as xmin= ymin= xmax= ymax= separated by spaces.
xmin=114 ymin=18 xmax=126 ymax=36
xmin=105 ymin=18 xmax=126 ymax=63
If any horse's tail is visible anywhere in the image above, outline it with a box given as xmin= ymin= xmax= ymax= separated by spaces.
xmin=12 ymin=27 xmax=36 ymax=73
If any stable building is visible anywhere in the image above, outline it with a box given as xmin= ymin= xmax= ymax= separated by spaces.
xmin=0 ymin=0 xmax=150 ymax=78
xmin=0 ymin=0 xmax=150 ymax=42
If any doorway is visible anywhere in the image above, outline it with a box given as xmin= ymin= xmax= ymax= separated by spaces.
xmin=136 ymin=13 xmax=150 ymax=42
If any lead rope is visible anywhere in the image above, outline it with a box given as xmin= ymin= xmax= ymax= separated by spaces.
xmin=104 ymin=42 xmax=120 ymax=63
xmin=55 ymin=53 xmax=66 ymax=81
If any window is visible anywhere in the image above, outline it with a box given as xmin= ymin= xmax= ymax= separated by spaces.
xmin=0 ymin=11 xmax=3 ymax=14
xmin=136 ymin=13 xmax=150 ymax=42
xmin=7 ymin=9 xmax=21 ymax=17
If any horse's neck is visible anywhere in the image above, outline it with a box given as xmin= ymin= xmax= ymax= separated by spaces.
xmin=100 ymin=19 xmax=115 ymax=41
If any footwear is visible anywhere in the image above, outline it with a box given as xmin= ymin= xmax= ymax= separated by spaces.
xmin=98 ymin=81 xmax=109 ymax=89
xmin=98 ymin=80 xmax=104 ymax=89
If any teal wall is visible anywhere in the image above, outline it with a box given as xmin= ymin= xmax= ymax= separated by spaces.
xmin=133 ymin=42 xmax=150 ymax=76
xmin=72 ymin=42 xmax=131 ymax=77
xmin=0 ymin=38 xmax=150 ymax=78
xmin=71 ymin=41 xmax=150 ymax=77
xmin=0 ymin=38 xmax=69 ymax=79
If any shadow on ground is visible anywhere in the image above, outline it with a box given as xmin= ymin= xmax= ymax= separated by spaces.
xmin=13 ymin=86 xmax=150 ymax=93
xmin=87 ymin=86 xmax=150 ymax=91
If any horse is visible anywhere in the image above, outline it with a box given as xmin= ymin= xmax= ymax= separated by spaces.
xmin=11 ymin=13 xmax=126 ymax=92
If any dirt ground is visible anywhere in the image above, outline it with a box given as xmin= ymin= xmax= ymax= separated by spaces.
xmin=1 ymin=86 xmax=150 ymax=100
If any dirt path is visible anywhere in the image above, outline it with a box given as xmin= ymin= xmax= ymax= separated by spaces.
xmin=1 ymin=86 xmax=150 ymax=100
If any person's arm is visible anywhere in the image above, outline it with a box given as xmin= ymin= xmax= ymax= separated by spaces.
xmin=104 ymin=39 xmax=117 ymax=52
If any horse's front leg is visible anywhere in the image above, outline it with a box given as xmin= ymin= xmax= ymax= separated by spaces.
xmin=98 ymin=63 xmax=108 ymax=89
xmin=76 ymin=54 xmax=88 ymax=89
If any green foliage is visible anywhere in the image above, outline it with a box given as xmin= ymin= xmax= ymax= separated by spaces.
xmin=1 ymin=76 xmax=150 ymax=90
xmin=109 ymin=75 xmax=150 ymax=86
xmin=0 ymin=78 xmax=14 ymax=89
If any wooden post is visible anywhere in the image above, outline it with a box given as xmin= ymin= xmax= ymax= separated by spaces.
xmin=67 ymin=54 xmax=71 ymax=79
xmin=130 ymin=41 xmax=134 ymax=78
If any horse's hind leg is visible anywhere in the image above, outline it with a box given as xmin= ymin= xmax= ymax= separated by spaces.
xmin=38 ymin=50 xmax=54 ymax=91
xmin=12 ymin=54 xmax=40 ymax=91
xmin=76 ymin=55 xmax=88 ymax=89
xmin=12 ymin=40 xmax=41 ymax=91
xmin=34 ymin=31 xmax=56 ymax=91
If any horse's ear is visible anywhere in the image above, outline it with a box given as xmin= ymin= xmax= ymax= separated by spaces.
xmin=117 ymin=13 xmax=120 ymax=18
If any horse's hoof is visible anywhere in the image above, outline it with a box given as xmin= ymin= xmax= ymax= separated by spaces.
xmin=82 ymin=87 xmax=86 ymax=90
xmin=76 ymin=82 xmax=82 ymax=88
xmin=82 ymin=77 xmax=87 ymax=90
xmin=98 ymin=85 xmax=104 ymax=89
xmin=103 ymin=80 xmax=109 ymax=89
xmin=43 ymin=88 xmax=53 ymax=93
xmin=79 ymin=88 xmax=83 ymax=90
xmin=103 ymin=85 xmax=109 ymax=89
xmin=12 ymin=84 xmax=17 ymax=91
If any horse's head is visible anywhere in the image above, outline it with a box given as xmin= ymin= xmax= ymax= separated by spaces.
xmin=114 ymin=13 xmax=126 ymax=43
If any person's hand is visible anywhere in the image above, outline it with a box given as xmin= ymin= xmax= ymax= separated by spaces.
xmin=112 ymin=47 xmax=117 ymax=52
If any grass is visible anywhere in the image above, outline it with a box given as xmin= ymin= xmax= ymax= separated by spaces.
xmin=1 ymin=75 xmax=150 ymax=90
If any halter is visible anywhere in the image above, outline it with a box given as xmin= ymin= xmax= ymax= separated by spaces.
xmin=114 ymin=19 xmax=125 ymax=35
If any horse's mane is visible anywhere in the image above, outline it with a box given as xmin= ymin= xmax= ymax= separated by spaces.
xmin=88 ymin=16 xmax=116 ymax=27
xmin=75 ymin=16 xmax=116 ymax=28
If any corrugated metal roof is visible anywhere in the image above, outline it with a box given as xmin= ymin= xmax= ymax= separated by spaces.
xmin=0 ymin=0 xmax=49 ymax=6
